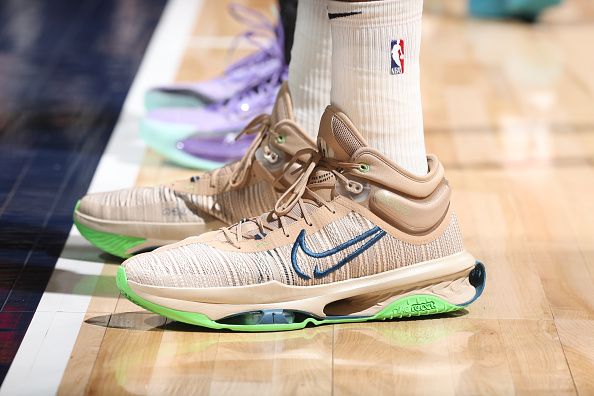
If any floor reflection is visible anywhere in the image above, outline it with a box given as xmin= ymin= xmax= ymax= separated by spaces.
xmin=83 ymin=312 xmax=503 ymax=394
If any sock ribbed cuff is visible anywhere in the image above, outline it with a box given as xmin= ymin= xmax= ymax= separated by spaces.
xmin=287 ymin=0 xmax=332 ymax=137
xmin=327 ymin=0 xmax=428 ymax=176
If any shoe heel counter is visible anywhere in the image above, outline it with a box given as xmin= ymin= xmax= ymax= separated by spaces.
xmin=440 ymin=209 xmax=465 ymax=255
xmin=369 ymin=178 xmax=452 ymax=235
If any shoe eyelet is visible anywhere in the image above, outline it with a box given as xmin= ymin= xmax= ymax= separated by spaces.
xmin=358 ymin=163 xmax=370 ymax=173
xmin=264 ymin=151 xmax=279 ymax=164
xmin=347 ymin=181 xmax=363 ymax=194
xmin=276 ymin=135 xmax=286 ymax=144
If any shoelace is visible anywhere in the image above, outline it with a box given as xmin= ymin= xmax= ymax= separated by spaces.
xmin=208 ymin=3 xmax=286 ymax=116
xmin=224 ymin=3 xmax=284 ymax=78
xmin=222 ymin=148 xmax=365 ymax=248
xmin=214 ymin=66 xmax=287 ymax=115
xmin=200 ymin=113 xmax=284 ymax=190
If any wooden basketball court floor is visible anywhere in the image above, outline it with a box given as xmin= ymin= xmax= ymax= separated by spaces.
xmin=3 ymin=0 xmax=594 ymax=394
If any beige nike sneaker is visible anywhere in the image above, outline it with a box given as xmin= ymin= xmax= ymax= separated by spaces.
xmin=74 ymin=83 xmax=315 ymax=258
xmin=117 ymin=105 xmax=485 ymax=331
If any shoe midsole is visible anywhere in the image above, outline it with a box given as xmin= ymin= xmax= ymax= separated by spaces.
xmin=128 ymin=251 xmax=476 ymax=320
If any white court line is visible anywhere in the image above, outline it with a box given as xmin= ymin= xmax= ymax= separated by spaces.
xmin=0 ymin=0 xmax=203 ymax=394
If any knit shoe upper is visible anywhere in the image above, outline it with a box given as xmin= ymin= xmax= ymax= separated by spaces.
xmin=123 ymin=105 xmax=465 ymax=289
xmin=76 ymin=83 xmax=315 ymax=239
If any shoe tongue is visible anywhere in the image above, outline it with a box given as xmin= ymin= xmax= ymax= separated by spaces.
xmin=316 ymin=106 xmax=369 ymax=162
xmin=269 ymin=82 xmax=294 ymax=125
xmin=306 ymin=169 xmax=336 ymax=202
xmin=217 ymin=200 xmax=317 ymax=243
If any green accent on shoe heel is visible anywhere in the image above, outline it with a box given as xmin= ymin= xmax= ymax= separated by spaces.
xmin=73 ymin=202 xmax=146 ymax=259
xmin=116 ymin=264 xmax=482 ymax=332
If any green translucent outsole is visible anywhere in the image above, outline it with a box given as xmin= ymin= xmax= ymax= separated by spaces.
xmin=73 ymin=202 xmax=146 ymax=259
xmin=116 ymin=266 xmax=468 ymax=332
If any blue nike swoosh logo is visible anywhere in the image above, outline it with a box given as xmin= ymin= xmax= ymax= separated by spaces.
xmin=291 ymin=226 xmax=387 ymax=280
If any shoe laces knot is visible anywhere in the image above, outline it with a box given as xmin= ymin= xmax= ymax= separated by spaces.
xmin=274 ymin=149 xmax=363 ymax=216
xmin=221 ymin=147 xmax=363 ymax=248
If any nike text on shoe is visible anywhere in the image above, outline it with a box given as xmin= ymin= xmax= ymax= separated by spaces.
xmin=118 ymin=105 xmax=485 ymax=331
xmin=74 ymin=83 xmax=315 ymax=258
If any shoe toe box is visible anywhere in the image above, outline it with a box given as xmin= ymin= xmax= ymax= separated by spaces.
xmin=122 ymin=237 xmax=287 ymax=290
xmin=123 ymin=240 xmax=247 ymax=289
xmin=122 ymin=242 xmax=212 ymax=288
xmin=77 ymin=186 xmax=197 ymax=224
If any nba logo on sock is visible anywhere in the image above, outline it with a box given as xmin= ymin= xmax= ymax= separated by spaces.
xmin=391 ymin=39 xmax=404 ymax=75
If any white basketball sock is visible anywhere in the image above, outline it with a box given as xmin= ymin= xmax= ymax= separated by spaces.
xmin=327 ymin=0 xmax=428 ymax=176
xmin=288 ymin=0 xmax=332 ymax=138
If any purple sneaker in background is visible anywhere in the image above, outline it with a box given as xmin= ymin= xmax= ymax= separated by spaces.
xmin=140 ymin=67 xmax=287 ymax=170
xmin=178 ymin=133 xmax=256 ymax=163
xmin=145 ymin=4 xmax=285 ymax=111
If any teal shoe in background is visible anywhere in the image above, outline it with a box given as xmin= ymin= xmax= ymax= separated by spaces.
xmin=469 ymin=0 xmax=562 ymax=21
